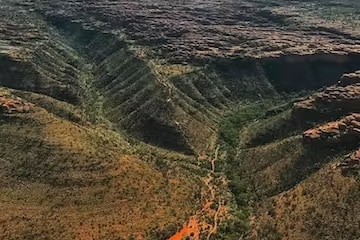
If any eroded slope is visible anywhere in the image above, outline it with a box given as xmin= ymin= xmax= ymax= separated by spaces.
xmin=235 ymin=71 xmax=360 ymax=240
xmin=0 ymin=88 xmax=204 ymax=239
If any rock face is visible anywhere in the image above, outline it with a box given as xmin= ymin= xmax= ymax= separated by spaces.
xmin=298 ymin=70 xmax=360 ymax=171
xmin=339 ymin=70 xmax=360 ymax=86
xmin=0 ymin=95 xmax=32 ymax=114
xmin=303 ymin=113 xmax=360 ymax=144
xmin=293 ymin=71 xmax=360 ymax=121
xmin=336 ymin=149 xmax=360 ymax=170
xmin=21 ymin=0 xmax=360 ymax=63
xmin=298 ymin=70 xmax=360 ymax=143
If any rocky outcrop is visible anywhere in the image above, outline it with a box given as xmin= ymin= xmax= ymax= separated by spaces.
xmin=303 ymin=113 xmax=360 ymax=144
xmin=0 ymin=95 xmax=32 ymax=114
xmin=293 ymin=71 xmax=360 ymax=121
xmin=299 ymin=70 xmax=360 ymax=143
xmin=22 ymin=0 xmax=360 ymax=63
xmin=335 ymin=149 xmax=360 ymax=170
xmin=299 ymin=70 xmax=360 ymax=170
xmin=339 ymin=70 xmax=360 ymax=86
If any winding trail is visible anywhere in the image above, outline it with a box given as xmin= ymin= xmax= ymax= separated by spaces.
xmin=207 ymin=200 xmax=223 ymax=240
xmin=168 ymin=144 xmax=224 ymax=240
xmin=211 ymin=145 xmax=219 ymax=172
xmin=206 ymin=145 xmax=221 ymax=240
xmin=169 ymin=145 xmax=224 ymax=240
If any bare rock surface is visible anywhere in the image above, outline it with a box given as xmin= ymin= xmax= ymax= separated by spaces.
xmin=0 ymin=93 xmax=32 ymax=114
xmin=9 ymin=0 xmax=360 ymax=63
xmin=294 ymin=71 xmax=360 ymax=120
xmin=297 ymin=69 xmax=360 ymax=170
xmin=303 ymin=113 xmax=360 ymax=143
xmin=335 ymin=149 xmax=360 ymax=170
xmin=339 ymin=70 xmax=360 ymax=86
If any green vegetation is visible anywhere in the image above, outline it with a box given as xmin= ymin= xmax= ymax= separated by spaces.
xmin=215 ymin=102 xmax=274 ymax=238
xmin=220 ymin=103 xmax=270 ymax=205
xmin=79 ymin=64 xmax=105 ymax=123
xmin=215 ymin=98 xmax=303 ymax=238
xmin=0 ymin=89 xmax=203 ymax=240
xmin=308 ymin=0 xmax=360 ymax=28
xmin=219 ymin=103 xmax=270 ymax=152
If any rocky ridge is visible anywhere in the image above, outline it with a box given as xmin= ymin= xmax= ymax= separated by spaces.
xmin=303 ymin=113 xmax=360 ymax=143
xmin=335 ymin=149 xmax=360 ymax=170
xmin=19 ymin=0 xmax=360 ymax=63
xmin=293 ymin=70 xmax=360 ymax=120
xmin=0 ymin=95 xmax=32 ymax=114
xmin=296 ymin=70 xmax=360 ymax=171
xmin=1 ymin=0 xmax=360 ymax=154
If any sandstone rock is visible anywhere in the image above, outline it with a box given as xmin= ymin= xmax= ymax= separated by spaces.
xmin=335 ymin=149 xmax=360 ymax=170
xmin=20 ymin=0 xmax=360 ymax=62
xmin=303 ymin=113 xmax=360 ymax=144
xmin=293 ymin=70 xmax=360 ymax=122
xmin=339 ymin=70 xmax=360 ymax=86
xmin=0 ymin=96 xmax=32 ymax=114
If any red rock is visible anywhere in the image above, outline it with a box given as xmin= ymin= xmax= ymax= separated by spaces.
xmin=303 ymin=113 xmax=360 ymax=144
xmin=17 ymin=0 xmax=360 ymax=62
xmin=293 ymin=70 xmax=360 ymax=122
xmin=0 ymin=96 xmax=33 ymax=114
xmin=336 ymin=149 xmax=360 ymax=170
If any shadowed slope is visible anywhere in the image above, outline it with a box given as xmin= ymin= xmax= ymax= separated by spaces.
xmin=0 ymin=88 xmax=202 ymax=240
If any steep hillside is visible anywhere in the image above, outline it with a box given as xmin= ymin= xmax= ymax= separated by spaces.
xmin=253 ymin=163 xmax=359 ymax=240
xmin=231 ymin=72 xmax=360 ymax=240
xmin=4 ymin=0 xmax=360 ymax=155
xmin=0 ymin=87 xmax=204 ymax=239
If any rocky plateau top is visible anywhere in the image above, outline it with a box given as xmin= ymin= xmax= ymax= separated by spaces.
xmin=4 ymin=0 xmax=360 ymax=63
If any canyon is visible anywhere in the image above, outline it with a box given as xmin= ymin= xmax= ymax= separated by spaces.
xmin=0 ymin=0 xmax=359 ymax=239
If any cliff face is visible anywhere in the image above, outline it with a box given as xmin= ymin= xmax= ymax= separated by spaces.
xmin=25 ymin=0 xmax=360 ymax=61
xmin=241 ymin=70 xmax=360 ymax=240
xmin=296 ymin=70 xmax=360 ymax=151
xmin=3 ymin=2 xmax=360 ymax=154
xmin=299 ymin=70 xmax=360 ymax=173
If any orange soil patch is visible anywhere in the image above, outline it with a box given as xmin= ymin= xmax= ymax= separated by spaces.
xmin=198 ymin=152 xmax=208 ymax=161
xmin=170 ymin=145 xmax=228 ymax=240
xmin=169 ymin=217 xmax=200 ymax=240
xmin=77 ymin=223 xmax=99 ymax=240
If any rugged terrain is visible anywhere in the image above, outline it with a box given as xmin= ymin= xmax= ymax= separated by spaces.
xmin=0 ymin=0 xmax=359 ymax=239
xmin=238 ymin=71 xmax=360 ymax=240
